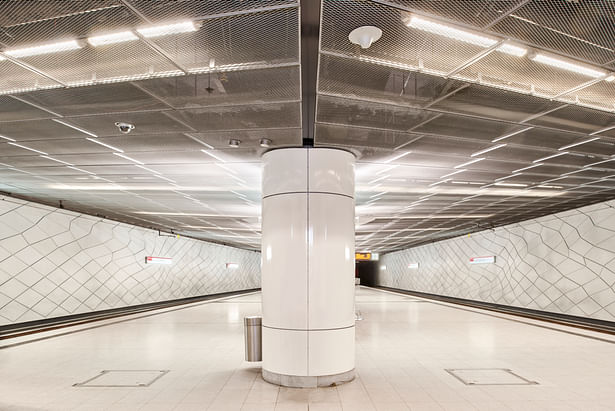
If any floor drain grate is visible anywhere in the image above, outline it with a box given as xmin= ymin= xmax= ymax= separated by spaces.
xmin=446 ymin=368 xmax=538 ymax=386
xmin=73 ymin=370 xmax=169 ymax=387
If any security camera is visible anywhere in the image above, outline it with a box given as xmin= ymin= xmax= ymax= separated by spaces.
xmin=115 ymin=122 xmax=135 ymax=134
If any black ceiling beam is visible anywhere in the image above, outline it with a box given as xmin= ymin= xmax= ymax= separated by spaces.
xmin=300 ymin=0 xmax=321 ymax=147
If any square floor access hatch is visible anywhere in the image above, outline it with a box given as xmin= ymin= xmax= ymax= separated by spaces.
xmin=73 ymin=370 xmax=169 ymax=387
xmin=446 ymin=368 xmax=538 ymax=386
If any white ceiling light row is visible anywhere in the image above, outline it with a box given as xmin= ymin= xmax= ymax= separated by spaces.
xmin=404 ymin=14 xmax=615 ymax=81
xmin=0 ymin=21 xmax=197 ymax=59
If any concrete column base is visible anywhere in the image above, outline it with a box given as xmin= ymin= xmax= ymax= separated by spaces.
xmin=262 ymin=368 xmax=355 ymax=388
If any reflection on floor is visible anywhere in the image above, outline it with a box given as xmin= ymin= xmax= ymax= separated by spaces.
xmin=2 ymin=287 xmax=615 ymax=410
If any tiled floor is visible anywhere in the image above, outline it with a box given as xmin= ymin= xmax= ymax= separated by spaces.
xmin=2 ymin=287 xmax=615 ymax=410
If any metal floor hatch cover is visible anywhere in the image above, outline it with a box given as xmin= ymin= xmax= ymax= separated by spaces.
xmin=446 ymin=368 xmax=538 ymax=386
xmin=73 ymin=370 xmax=170 ymax=387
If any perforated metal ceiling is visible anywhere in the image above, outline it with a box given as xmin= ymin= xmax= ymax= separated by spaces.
xmin=1 ymin=0 xmax=615 ymax=252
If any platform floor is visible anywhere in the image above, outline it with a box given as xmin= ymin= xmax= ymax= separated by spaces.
xmin=1 ymin=287 xmax=615 ymax=410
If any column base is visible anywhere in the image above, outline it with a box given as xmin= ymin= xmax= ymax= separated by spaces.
xmin=262 ymin=368 xmax=355 ymax=388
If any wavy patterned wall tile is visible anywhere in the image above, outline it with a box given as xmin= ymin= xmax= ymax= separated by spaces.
xmin=0 ymin=195 xmax=261 ymax=326
xmin=379 ymin=200 xmax=615 ymax=322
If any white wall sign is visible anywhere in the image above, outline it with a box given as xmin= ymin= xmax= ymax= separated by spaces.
xmin=469 ymin=256 xmax=496 ymax=265
xmin=145 ymin=256 xmax=173 ymax=265
xmin=408 ymin=262 xmax=419 ymax=269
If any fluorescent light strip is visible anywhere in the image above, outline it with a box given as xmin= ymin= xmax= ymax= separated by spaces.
xmin=369 ymin=191 xmax=388 ymax=199
xmin=560 ymin=169 xmax=585 ymax=176
xmin=533 ymin=152 xmax=568 ymax=163
xmin=137 ymin=21 xmax=197 ymax=38
xmin=67 ymin=166 xmax=95 ymax=175
xmin=40 ymin=155 xmax=73 ymax=166
xmin=383 ymin=151 xmax=411 ymax=164
xmin=531 ymin=53 xmax=606 ymax=78
xmin=5 ymin=40 xmax=82 ymax=58
xmin=494 ymin=182 xmax=528 ymax=187
xmin=513 ymin=163 xmax=543 ymax=173
xmin=471 ymin=144 xmax=507 ymax=157
xmin=606 ymin=75 xmax=615 ymax=82
xmin=496 ymin=42 xmax=527 ymax=57
xmin=558 ymin=137 xmax=600 ymax=150
xmin=230 ymin=190 xmax=247 ymax=198
xmin=201 ymin=149 xmax=226 ymax=163
xmin=134 ymin=164 xmax=160 ymax=174
xmin=584 ymin=159 xmax=614 ymax=168
xmin=85 ymin=137 xmax=124 ymax=153
xmin=52 ymin=119 xmax=97 ymax=137
xmin=492 ymin=127 xmax=533 ymax=142
xmin=7 ymin=142 xmax=48 ymax=155
xmin=440 ymin=169 xmax=466 ymax=179
xmin=429 ymin=179 xmax=450 ymax=187
xmin=368 ymin=175 xmax=388 ymax=185
xmin=405 ymin=15 xmax=497 ymax=48
xmin=88 ymin=31 xmax=138 ymax=46
xmin=376 ymin=165 xmax=399 ymax=175
xmin=154 ymin=174 xmax=176 ymax=183
xmin=113 ymin=152 xmax=144 ymax=165
xmin=454 ymin=158 xmax=484 ymax=169
xmin=537 ymin=185 xmax=564 ymax=189
xmin=0 ymin=134 xmax=16 ymax=142
xmin=495 ymin=173 xmax=522 ymax=182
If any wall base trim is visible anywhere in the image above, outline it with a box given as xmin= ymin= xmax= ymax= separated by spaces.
xmin=1 ymin=288 xmax=260 ymax=339
xmin=373 ymin=286 xmax=615 ymax=335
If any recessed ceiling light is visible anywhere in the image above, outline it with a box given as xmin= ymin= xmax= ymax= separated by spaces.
xmin=5 ymin=39 xmax=82 ymax=58
xmin=88 ymin=31 xmax=138 ymax=46
xmin=259 ymin=138 xmax=272 ymax=148
xmin=137 ymin=21 xmax=198 ymax=38
xmin=530 ymin=53 xmax=605 ymax=78
xmin=229 ymin=139 xmax=241 ymax=148
xmin=348 ymin=25 xmax=383 ymax=49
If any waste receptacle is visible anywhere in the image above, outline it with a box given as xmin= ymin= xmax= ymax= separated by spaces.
xmin=244 ymin=316 xmax=262 ymax=362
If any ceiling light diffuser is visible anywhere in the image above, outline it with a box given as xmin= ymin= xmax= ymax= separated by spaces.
xmin=471 ymin=144 xmax=507 ymax=157
xmin=137 ymin=21 xmax=197 ymax=38
xmin=88 ymin=31 xmax=138 ymax=46
xmin=606 ymin=75 xmax=615 ymax=82
xmin=496 ymin=42 xmax=527 ymax=57
xmin=405 ymin=15 xmax=497 ymax=48
xmin=5 ymin=40 xmax=82 ymax=58
xmin=531 ymin=53 xmax=605 ymax=78
xmin=533 ymin=152 xmax=568 ymax=163
xmin=558 ymin=137 xmax=600 ymax=150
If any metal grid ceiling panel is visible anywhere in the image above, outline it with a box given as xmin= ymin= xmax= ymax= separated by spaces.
xmin=126 ymin=0 xmax=297 ymax=21
xmin=321 ymin=0 xmax=485 ymax=74
xmin=0 ymin=60 xmax=58 ymax=94
xmin=147 ymin=8 xmax=300 ymax=70
xmin=491 ymin=1 xmax=615 ymax=67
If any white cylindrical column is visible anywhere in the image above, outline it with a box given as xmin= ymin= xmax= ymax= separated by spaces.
xmin=261 ymin=148 xmax=355 ymax=388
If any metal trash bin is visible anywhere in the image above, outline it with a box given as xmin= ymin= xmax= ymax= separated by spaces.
xmin=244 ymin=316 xmax=262 ymax=362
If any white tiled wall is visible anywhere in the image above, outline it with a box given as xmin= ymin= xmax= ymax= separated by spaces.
xmin=378 ymin=199 xmax=615 ymax=322
xmin=0 ymin=195 xmax=261 ymax=326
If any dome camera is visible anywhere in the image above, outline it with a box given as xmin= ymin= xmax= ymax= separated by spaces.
xmin=115 ymin=122 xmax=135 ymax=134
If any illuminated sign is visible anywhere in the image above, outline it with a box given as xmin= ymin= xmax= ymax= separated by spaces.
xmin=469 ymin=256 xmax=496 ymax=265
xmin=355 ymin=253 xmax=372 ymax=261
xmin=408 ymin=262 xmax=419 ymax=269
xmin=145 ymin=256 xmax=173 ymax=265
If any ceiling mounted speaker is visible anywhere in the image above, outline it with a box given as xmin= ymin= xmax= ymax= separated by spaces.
xmin=348 ymin=26 xmax=382 ymax=49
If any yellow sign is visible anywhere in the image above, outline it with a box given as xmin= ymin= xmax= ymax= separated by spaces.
xmin=355 ymin=253 xmax=372 ymax=261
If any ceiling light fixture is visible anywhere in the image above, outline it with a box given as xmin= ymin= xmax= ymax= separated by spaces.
xmin=494 ymin=182 xmax=528 ymax=187
xmin=113 ymin=152 xmax=144 ymax=165
xmin=530 ymin=53 xmax=606 ymax=78
xmin=495 ymin=173 xmax=522 ymax=182
xmin=492 ymin=127 xmax=533 ymax=143
xmin=7 ymin=142 xmax=48 ymax=155
xmin=134 ymin=164 xmax=160 ymax=174
xmin=52 ymin=119 xmax=97 ymax=137
xmin=558 ymin=137 xmax=600 ymax=150
xmin=454 ymin=158 xmax=484 ymax=169
xmin=137 ymin=21 xmax=198 ymax=38
xmin=533 ymin=152 xmax=568 ymax=163
xmin=383 ymin=151 xmax=411 ymax=164
xmin=228 ymin=139 xmax=241 ymax=148
xmin=440 ymin=169 xmax=466 ymax=179
xmin=85 ymin=137 xmax=124 ymax=153
xmin=404 ymin=14 xmax=496 ymax=48
xmin=40 ymin=155 xmax=73 ymax=166
xmin=67 ymin=166 xmax=95 ymax=175
xmin=537 ymin=184 xmax=564 ymax=189
xmin=348 ymin=25 xmax=382 ymax=49
xmin=88 ymin=31 xmax=138 ymax=46
xmin=606 ymin=75 xmax=615 ymax=82
xmin=5 ymin=39 xmax=82 ymax=58
xmin=496 ymin=42 xmax=528 ymax=57
xmin=0 ymin=134 xmax=16 ymax=142
xmin=259 ymin=138 xmax=272 ymax=148
xmin=513 ymin=163 xmax=543 ymax=173
xmin=201 ymin=149 xmax=226 ymax=162
xmin=471 ymin=144 xmax=507 ymax=157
